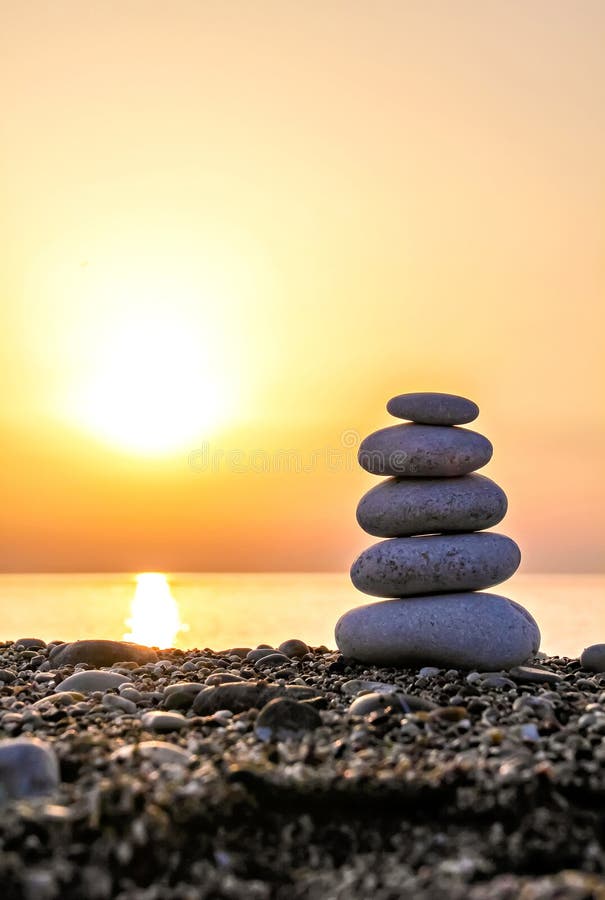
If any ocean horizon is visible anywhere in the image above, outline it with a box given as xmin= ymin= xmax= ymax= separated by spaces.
xmin=1 ymin=571 xmax=603 ymax=659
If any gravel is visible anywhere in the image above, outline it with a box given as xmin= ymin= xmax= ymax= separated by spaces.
xmin=0 ymin=638 xmax=604 ymax=898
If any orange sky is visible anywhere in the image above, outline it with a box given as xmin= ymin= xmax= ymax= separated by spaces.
xmin=1 ymin=1 xmax=604 ymax=572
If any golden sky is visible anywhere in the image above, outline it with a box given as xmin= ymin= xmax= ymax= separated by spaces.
xmin=1 ymin=1 xmax=603 ymax=572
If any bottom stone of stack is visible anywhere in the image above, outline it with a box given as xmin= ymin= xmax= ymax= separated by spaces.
xmin=335 ymin=592 xmax=540 ymax=670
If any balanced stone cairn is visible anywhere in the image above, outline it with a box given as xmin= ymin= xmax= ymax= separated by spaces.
xmin=335 ymin=392 xmax=540 ymax=670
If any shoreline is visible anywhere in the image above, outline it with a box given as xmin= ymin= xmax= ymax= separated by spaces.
xmin=1 ymin=639 xmax=605 ymax=898
xmin=1 ymin=571 xmax=604 ymax=662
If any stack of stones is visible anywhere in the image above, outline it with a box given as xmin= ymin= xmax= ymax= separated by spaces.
xmin=335 ymin=392 xmax=540 ymax=670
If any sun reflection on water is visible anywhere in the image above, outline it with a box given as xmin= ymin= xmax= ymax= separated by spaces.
xmin=123 ymin=573 xmax=188 ymax=648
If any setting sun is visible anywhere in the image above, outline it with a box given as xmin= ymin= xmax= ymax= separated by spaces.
xmin=123 ymin=572 xmax=187 ymax=648
xmin=76 ymin=310 xmax=232 ymax=455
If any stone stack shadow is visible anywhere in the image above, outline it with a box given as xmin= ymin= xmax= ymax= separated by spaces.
xmin=335 ymin=392 xmax=540 ymax=670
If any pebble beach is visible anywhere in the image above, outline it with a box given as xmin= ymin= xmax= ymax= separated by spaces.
xmin=2 ymin=638 xmax=605 ymax=899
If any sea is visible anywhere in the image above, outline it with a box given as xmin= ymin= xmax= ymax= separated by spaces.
xmin=0 ymin=572 xmax=603 ymax=659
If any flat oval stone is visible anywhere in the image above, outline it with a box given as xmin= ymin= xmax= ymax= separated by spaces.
xmin=58 ymin=670 xmax=130 ymax=693
xmin=348 ymin=692 xmax=435 ymax=716
xmin=387 ymin=392 xmax=479 ymax=425
xmin=192 ymin=682 xmax=318 ymax=715
xmin=163 ymin=682 xmax=205 ymax=696
xmin=49 ymin=640 xmax=157 ymax=667
xmin=15 ymin=638 xmax=47 ymax=650
xmin=507 ymin=666 xmax=561 ymax=685
xmin=335 ymin=593 xmax=540 ymax=670
xmin=358 ymin=424 xmax=492 ymax=477
xmin=356 ymin=474 xmax=507 ymax=537
xmin=141 ymin=711 xmax=188 ymax=731
xmin=351 ymin=533 xmax=520 ymax=597
xmin=246 ymin=648 xmax=276 ymax=662
xmin=254 ymin=653 xmax=291 ymax=670
xmin=348 ymin=692 xmax=403 ymax=717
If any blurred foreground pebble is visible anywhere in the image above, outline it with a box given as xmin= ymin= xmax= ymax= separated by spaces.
xmin=0 ymin=737 xmax=59 ymax=802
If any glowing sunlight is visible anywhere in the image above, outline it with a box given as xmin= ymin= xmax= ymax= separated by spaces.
xmin=76 ymin=309 xmax=235 ymax=455
xmin=123 ymin=572 xmax=187 ymax=648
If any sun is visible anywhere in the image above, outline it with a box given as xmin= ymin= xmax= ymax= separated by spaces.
xmin=77 ymin=312 xmax=232 ymax=454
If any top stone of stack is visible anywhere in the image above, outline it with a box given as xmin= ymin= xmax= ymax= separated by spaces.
xmin=386 ymin=391 xmax=479 ymax=425
xmin=358 ymin=391 xmax=489 ymax=477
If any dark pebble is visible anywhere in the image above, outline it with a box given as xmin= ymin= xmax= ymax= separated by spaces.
xmin=254 ymin=697 xmax=321 ymax=741
xmin=580 ymin=643 xmax=605 ymax=672
xmin=575 ymin=678 xmax=598 ymax=691
xmin=278 ymin=639 xmax=310 ymax=659
xmin=193 ymin=681 xmax=318 ymax=715
xmin=163 ymin=691 xmax=195 ymax=710
xmin=254 ymin=653 xmax=292 ymax=670
xmin=15 ymin=638 xmax=47 ymax=650
xmin=508 ymin=666 xmax=562 ymax=686
xmin=49 ymin=640 xmax=157 ymax=667
xmin=246 ymin=648 xmax=276 ymax=662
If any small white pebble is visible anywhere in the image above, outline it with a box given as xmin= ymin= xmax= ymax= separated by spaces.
xmin=521 ymin=723 xmax=540 ymax=742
